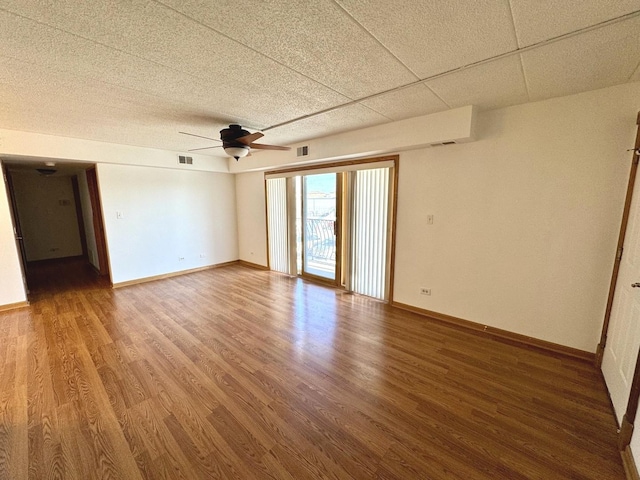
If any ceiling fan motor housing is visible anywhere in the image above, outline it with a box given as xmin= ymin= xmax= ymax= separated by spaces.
xmin=220 ymin=124 xmax=251 ymax=148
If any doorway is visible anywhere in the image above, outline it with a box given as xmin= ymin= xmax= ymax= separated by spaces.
xmin=2 ymin=159 xmax=110 ymax=295
xmin=300 ymin=172 xmax=340 ymax=282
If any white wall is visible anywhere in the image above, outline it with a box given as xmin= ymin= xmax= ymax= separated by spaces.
xmin=0 ymin=168 xmax=27 ymax=305
xmin=234 ymin=82 xmax=640 ymax=353
xmin=97 ymin=163 xmax=238 ymax=284
xmin=77 ymin=170 xmax=100 ymax=270
xmin=393 ymin=83 xmax=639 ymax=352
xmin=11 ymin=173 xmax=83 ymax=261
xmin=235 ymin=171 xmax=268 ymax=266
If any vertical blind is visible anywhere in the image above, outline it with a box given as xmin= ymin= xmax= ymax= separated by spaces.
xmin=266 ymin=178 xmax=289 ymax=274
xmin=351 ymin=167 xmax=390 ymax=300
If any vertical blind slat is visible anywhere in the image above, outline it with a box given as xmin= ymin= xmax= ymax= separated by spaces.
xmin=352 ymin=167 xmax=389 ymax=300
xmin=266 ymin=178 xmax=289 ymax=274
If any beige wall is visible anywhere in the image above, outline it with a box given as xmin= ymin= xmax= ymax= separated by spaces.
xmin=11 ymin=173 xmax=83 ymax=261
xmin=394 ymin=84 xmax=637 ymax=352
xmin=235 ymin=171 xmax=268 ymax=267
xmin=98 ymin=163 xmax=239 ymax=284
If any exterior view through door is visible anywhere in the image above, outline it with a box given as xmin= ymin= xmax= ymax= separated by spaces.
xmin=266 ymin=157 xmax=397 ymax=301
xmin=302 ymin=173 xmax=338 ymax=281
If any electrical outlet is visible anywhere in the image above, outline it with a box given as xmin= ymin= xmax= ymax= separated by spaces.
xmin=427 ymin=215 xmax=434 ymax=225
xmin=199 ymin=254 xmax=205 ymax=258
xmin=420 ymin=288 xmax=431 ymax=296
xmin=178 ymin=256 xmax=185 ymax=261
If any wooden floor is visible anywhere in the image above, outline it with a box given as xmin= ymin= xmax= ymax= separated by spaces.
xmin=0 ymin=259 xmax=625 ymax=479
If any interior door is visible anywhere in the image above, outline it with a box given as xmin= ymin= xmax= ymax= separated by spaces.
xmin=301 ymin=173 xmax=339 ymax=282
xmin=85 ymin=167 xmax=110 ymax=277
xmin=602 ymin=173 xmax=640 ymax=422
xmin=2 ymin=165 xmax=29 ymax=294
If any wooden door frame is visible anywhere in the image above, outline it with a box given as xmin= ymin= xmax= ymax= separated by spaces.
xmin=1 ymin=163 xmax=29 ymax=295
xmin=300 ymin=172 xmax=342 ymax=286
xmin=85 ymin=167 xmax=110 ymax=278
xmin=596 ymin=112 xmax=640 ymax=453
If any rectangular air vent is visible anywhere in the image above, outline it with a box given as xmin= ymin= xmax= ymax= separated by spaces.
xmin=296 ymin=146 xmax=309 ymax=157
xmin=178 ymin=155 xmax=193 ymax=165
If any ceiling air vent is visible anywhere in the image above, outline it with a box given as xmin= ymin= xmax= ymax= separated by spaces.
xmin=296 ymin=146 xmax=309 ymax=157
xmin=178 ymin=155 xmax=193 ymax=165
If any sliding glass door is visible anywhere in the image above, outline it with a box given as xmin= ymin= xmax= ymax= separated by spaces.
xmin=301 ymin=173 xmax=338 ymax=281
xmin=265 ymin=157 xmax=396 ymax=301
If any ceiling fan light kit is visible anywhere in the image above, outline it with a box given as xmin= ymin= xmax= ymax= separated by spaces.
xmin=224 ymin=146 xmax=250 ymax=160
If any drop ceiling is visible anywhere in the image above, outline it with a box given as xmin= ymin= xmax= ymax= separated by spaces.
xmin=0 ymin=0 xmax=638 ymax=157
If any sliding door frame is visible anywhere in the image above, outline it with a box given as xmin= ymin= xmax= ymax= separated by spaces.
xmin=265 ymin=155 xmax=399 ymax=301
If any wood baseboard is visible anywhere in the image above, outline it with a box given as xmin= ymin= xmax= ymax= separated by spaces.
xmin=112 ymin=261 xmax=239 ymax=288
xmin=391 ymin=301 xmax=594 ymax=362
xmin=0 ymin=300 xmax=30 ymax=312
xmin=238 ymin=260 xmax=269 ymax=271
xmin=623 ymin=445 xmax=640 ymax=480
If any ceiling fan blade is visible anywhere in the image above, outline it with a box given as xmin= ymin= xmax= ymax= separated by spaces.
xmin=236 ymin=132 xmax=264 ymax=145
xmin=249 ymin=143 xmax=291 ymax=151
xmin=188 ymin=145 xmax=223 ymax=152
xmin=179 ymin=131 xmax=221 ymax=142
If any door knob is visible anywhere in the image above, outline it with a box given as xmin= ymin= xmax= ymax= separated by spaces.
xmin=632 ymin=283 xmax=640 ymax=288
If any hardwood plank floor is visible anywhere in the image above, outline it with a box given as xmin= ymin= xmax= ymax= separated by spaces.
xmin=0 ymin=259 xmax=625 ymax=479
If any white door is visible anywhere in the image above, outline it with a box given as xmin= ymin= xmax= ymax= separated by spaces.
xmin=602 ymin=174 xmax=640 ymax=423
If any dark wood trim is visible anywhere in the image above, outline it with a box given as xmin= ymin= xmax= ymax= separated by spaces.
xmin=597 ymin=111 xmax=640 ymax=366
xmin=112 ymin=260 xmax=239 ymax=288
xmin=238 ymin=260 xmax=269 ymax=270
xmin=264 ymin=155 xmax=398 ymax=176
xmin=387 ymin=158 xmax=400 ymax=303
xmin=392 ymin=301 xmax=594 ymax=362
xmin=622 ymin=445 xmax=640 ymax=480
xmin=0 ymin=300 xmax=30 ymax=312
xmin=85 ymin=167 xmax=110 ymax=277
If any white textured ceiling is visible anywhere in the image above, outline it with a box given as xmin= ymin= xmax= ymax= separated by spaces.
xmin=0 ymin=0 xmax=638 ymax=156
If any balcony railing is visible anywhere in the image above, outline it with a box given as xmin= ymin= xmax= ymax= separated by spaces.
xmin=305 ymin=218 xmax=335 ymax=268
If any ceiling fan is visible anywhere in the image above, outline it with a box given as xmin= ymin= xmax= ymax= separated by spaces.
xmin=179 ymin=124 xmax=290 ymax=160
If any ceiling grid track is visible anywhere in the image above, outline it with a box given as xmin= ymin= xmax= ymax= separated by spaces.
xmin=264 ymin=9 xmax=640 ymax=132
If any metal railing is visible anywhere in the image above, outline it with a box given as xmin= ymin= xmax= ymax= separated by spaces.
xmin=305 ymin=218 xmax=335 ymax=266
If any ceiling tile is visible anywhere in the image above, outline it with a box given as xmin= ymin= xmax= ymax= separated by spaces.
xmin=0 ymin=4 xmax=349 ymax=129
xmin=509 ymin=0 xmax=640 ymax=47
xmin=157 ymin=0 xmax=418 ymax=99
xmin=360 ymin=84 xmax=449 ymax=120
xmin=521 ymin=16 xmax=640 ymax=101
xmin=334 ymin=0 xmax=518 ymax=78
xmin=264 ymin=104 xmax=390 ymax=145
xmin=425 ymin=55 xmax=529 ymax=110
xmin=0 ymin=84 xmax=227 ymax=155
